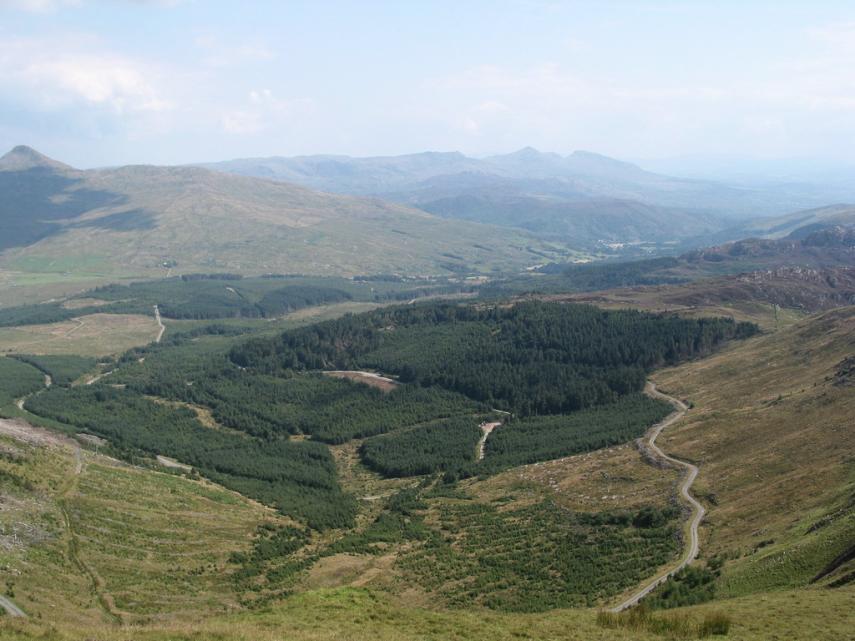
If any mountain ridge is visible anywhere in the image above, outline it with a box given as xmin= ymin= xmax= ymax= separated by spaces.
xmin=201 ymin=147 xmax=855 ymax=251
xmin=0 ymin=146 xmax=572 ymax=280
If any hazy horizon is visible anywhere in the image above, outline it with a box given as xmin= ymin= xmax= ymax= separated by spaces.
xmin=2 ymin=1 xmax=855 ymax=173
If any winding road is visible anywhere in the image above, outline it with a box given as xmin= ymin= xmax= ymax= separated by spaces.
xmin=0 ymin=595 xmax=26 ymax=618
xmin=609 ymin=382 xmax=704 ymax=612
xmin=154 ymin=305 xmax=165 ymax=343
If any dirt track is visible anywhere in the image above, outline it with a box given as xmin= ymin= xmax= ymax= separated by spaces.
xmin=0 ymin=594 xmax=26 ymax=617
xmin=609 ymin=382 xmax=704 ymax=612
xmin=476 ymin=421 xmax=501 ymax=460
xmin=154 ymin=305 xmax=165 ymax=343
xmin=323 ymin=370 xmax=399 ymax=392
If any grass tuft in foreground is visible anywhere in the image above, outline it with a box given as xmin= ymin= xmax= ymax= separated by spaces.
xmin=597 ymin=605 xmax=731 ymax=638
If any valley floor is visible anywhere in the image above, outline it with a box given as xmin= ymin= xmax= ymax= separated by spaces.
xmin=0 ymin=298 xmax=853 ymax=639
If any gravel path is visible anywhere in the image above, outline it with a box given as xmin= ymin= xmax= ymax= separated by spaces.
xmin=609 ymin=382 xmax=703 ymax=612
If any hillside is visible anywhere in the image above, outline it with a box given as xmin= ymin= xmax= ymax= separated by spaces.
xmin=2 ymin=148 xmax=854 ymax=640
xmin=0 ymin=146 xmax=572 ymax=291
xmin=0 ymin=280 xmax=852 ymax=640
xmin=558 ymin=267 xmax=855 ymax=329
xmin=203 ymin=148 xmax=854 ymax=252
xmin=654 ymin=306 xmax=855 ymax=599
xmin=481 ymin=222 xmax=855 ymax=301
xmin=724 ymin=203 xmax=855 ymax=240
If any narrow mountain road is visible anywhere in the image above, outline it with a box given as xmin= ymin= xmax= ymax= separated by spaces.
xmin=609 ymin=382 xmax=704 ymax=612
xmin=476 ymin=421 xmax=501 ymax=460
xmin=85 ymin=369 xmax=113 ymax=385
xmin=15 ymin=374 xmax=51 ymax=410
xmin=154 ymin=305 xmax=165 ymax=343
xmin=0 ymin=595 xmax=26 ymax=617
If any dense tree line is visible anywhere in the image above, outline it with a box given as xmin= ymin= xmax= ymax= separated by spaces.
xmin=0 ymin=357 xmax=45 ymax=406
xmin=546 ymin=256 xmax=684 ymax=288
xmin=479 ymin=394 xmax=673 ymax=473
xmin=358 ymin=394 xmax=672 ymax=479
xmin=90 ymin=278 xmax=354 ymax=320
xmin=0 ymin=302 xmax=86 ymax=327
xmin=112 ymin=339 xmax=480 ymax=444
xmin=10 ymin=354 xmax=97 ymax=386
xmin=360 ymin=417 xmax=483 ymax=477
xmin=478 ymin=257 xmax=686 ymax=297
xmin=24 ymin=384 xmax=356 ymax=529
xmin=231 ymin=301 xmax=756 ymax=416
xmin=0 ymin=274 xmax=469 ymax=327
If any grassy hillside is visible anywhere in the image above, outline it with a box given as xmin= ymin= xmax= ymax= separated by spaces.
xmin=484 ymin=227 xmax=855 ymax=303
xmin=652 ymin=307 xmax=855 ymax=597
xmin=0 ymin=417 xmax=283 ymax=628
xmin=550 ymin=267 xmax=855 ymax=330
xmin=0 ymin=272 xmax=853 ymax=639
xmin=0 ymin=147 xmax=577 ymax=293
xmin=732 ymin=203 xmax=855 ymax=239
xmin=0 ymin=424 xmax=850 ymax=641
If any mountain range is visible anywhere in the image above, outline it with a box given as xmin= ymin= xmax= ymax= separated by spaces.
xmin=2 ymin=144 xmax=854 ymax=300
xmin=202 ymin=147 xmax=855 ymax=250
xmin=0 ymin=145 xmax=571 ymax=282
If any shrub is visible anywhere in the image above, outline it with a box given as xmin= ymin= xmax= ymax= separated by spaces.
xmin=699 ymin=612 xmax=731 ymax=636
xmin=597 ymin=604 xmax=732 ymax=639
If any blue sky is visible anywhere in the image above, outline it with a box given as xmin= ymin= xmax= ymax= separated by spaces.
xmin=1 ymin=1 xmax=854 ymax=168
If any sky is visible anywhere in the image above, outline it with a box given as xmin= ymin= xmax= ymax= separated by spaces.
xmin=1 ymin=0 xmax=855 ymax=170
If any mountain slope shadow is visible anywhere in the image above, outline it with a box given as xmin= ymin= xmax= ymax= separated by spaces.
xmin=0 ymin=168 xmax=129 ymax=250
xmin=70 ymin=209 xmax=157 ymax=232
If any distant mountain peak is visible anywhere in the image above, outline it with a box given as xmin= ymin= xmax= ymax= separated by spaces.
xmin=0 ymin=145 xmax=73 ymax=172
xmin=506 ymin=146 xmax=561 ymax=159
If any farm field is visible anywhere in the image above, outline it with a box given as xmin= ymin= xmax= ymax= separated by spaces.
xmin=0 ymin=313 xmax=160 ymax=356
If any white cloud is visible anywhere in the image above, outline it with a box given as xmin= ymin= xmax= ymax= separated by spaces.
xmin=221 ymin=90 xmax=313 ymax=135
xmin=27 ymin=55 xmax=170 ymax=112
xmin=0 ymin=36 xmax=171 ymax=113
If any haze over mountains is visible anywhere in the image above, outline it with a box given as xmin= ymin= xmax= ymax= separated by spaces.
xmin=203 ymin=147 xmax=855 ymax=250
xmin=0 ymin=145 xmax=568 ymax=279
xmin=2 ymin=144 xmax=854 ymax=293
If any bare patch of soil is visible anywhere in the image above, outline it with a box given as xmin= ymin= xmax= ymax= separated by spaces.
xmin=324 ymin=370 xmax=400 ymax=393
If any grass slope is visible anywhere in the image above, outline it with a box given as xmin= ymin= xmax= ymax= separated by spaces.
xmin=0 ymin=153 xmax=578 ymax=286
xmin=653 ymin=306 xmax=855 ymax=596
xmin=0 ymin=424 xmax=276 ymax=628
